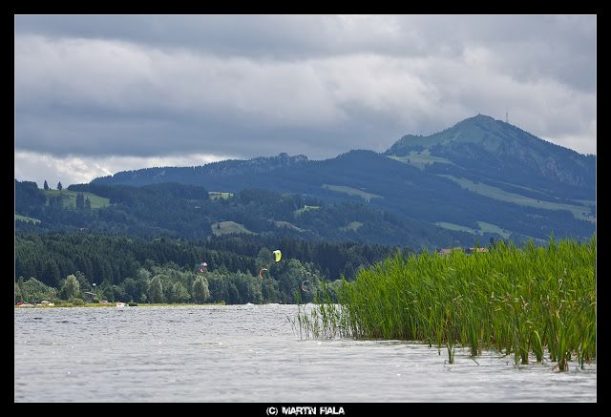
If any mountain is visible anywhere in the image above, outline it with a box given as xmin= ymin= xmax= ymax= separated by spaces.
xmin=386 ymin=114 xmax=594 ymax=196
xmin=96 ymin=152 xmax=310 ymax=188
xmin=78 ymin=115 xmax=597 ymax=245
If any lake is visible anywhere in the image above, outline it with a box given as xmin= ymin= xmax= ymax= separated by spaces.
xmin=14 ymin=304 xmax=596 ymax=402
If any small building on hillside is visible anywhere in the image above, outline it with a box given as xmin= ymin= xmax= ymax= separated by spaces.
xmin=436 ymin=247 xmax=463 ymax=255
xmin=197 ymin=262 xmax=208 ymax=273
xmin=437 ymin=247 xmax=488 ymax=255
xmin=466 ymin=247 xmax=489 ymax=254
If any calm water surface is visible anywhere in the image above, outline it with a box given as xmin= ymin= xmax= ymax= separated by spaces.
xmin=15 ymin=304 xmax=596 ymax=402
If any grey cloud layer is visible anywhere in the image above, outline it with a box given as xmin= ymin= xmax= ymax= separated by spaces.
xmin=15 ymin=15 xmax=596 ymax=91
xmin=15 ymin=14 xmax=596 ymax=164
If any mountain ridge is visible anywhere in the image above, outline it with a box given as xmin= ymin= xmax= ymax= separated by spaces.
xmin=80 ymin=114 xmax=597 ymax=245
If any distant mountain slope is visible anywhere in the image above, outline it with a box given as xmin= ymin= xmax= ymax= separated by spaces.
xmin=90 ymin=115 xmax=596 ymax=244
xmin=14 ymin=180 xmax=474 ymax=248
xmin=94 ymin=153 xmax=310 ymax=188
xmin=386 ymin=114 xmax=595 ymax=199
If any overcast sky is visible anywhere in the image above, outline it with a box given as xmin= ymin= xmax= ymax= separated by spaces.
xmin=14 ymin=14 xmax=597 ymax=187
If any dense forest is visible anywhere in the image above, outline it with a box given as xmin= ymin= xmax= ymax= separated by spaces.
xmin=15 ymin=179 xmax=473 ymax=248
xmin=15 ymin=232 xmax=410 ymax=305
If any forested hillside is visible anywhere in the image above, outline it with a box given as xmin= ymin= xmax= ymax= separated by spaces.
xmin=15 ymin=232 xmax=407 ymax=305
xmin=15 ymin=179 xmax=474 ymax=248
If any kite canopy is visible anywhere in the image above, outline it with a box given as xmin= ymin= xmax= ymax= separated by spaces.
xmin=273 ymin=250 xmax=282 ymax=263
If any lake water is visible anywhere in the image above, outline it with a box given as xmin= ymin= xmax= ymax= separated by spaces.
xmin=14 ymin=304 xmax=596 ymax=402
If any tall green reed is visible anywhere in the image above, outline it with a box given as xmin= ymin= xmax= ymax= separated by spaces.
xmin=300 ymin=236 xmax=596 ymax=371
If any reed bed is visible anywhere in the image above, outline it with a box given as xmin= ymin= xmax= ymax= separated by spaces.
xmin=301 ymin=236 xmax=596 ymax=371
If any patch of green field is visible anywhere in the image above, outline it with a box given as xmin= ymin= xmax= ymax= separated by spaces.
xmin=439 ymin=175 xmax=594 ymax=222
xmin=209 ymin=191 xmax=234 ymax=200
xmin=211 ymin=221 xmax=255 ymax=236
xmin=44 ymin=190 xmax=109 ymax=209
xmin=435 ymin=221 xmax=512 ymax=240
xmin=294 ymin=205 xmax=320 ymax=216
xmin=274 ymin=220 xmax=306 ymax=232
xmin=388 ymin=150 xmax=454 ymax=170
xmin=322 ymin=184 xmax=382 ymax=202
xmin=492 ymin=180 xmax=544 ymax=194
xmin=82 ymin=192 xmax=110 ymax=208
xmin=435 ymin=222 xmax=479 ymax=234
xmin=339 ymin=221 xmax=363 ymax=232
xmin=15 ymin=214 xmax=41 ymax=224
xmin=476 ymin=221 xmax=511 ymax=239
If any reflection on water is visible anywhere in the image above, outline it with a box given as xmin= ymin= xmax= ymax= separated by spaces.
xmin=15 ymin=304 xmax=596 ymax=402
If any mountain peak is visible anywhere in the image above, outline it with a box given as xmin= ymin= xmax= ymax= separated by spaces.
xmin=384 ymin=113 xmax=594 ymax=188
xmin=386 ymin=114 xmax=504 ymax=155
xmin=458 ymin=113 xmax=499 ymax=125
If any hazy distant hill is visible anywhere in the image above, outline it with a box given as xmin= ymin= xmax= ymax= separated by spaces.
xmin=72 ymin=115 xmax=597 ymax=244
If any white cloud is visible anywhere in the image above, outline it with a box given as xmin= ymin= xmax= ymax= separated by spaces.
xmin=14 ymin=150 xmax=231 ymax=187
xmin=15 ymin=35 xmax=347 ymax=126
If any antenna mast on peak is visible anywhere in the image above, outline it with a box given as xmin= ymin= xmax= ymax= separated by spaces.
xmin=505 ymin=110 xmax=509 ymax=124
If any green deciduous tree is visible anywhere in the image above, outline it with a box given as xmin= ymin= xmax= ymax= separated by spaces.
xmin=170 ymin=282 xmax=191 ymax=303
xmin=122 ymin=278 xmax=138 ymax=302
xmin=73 ymin=270 xmax=91 ymax=291
xmin=148 ymin=276 xmax=164 ymax=303
xmin=20 ymin=277 xmax=58 ymax=303
xmin=61 ymin=274 xmax=80 ymax=300
xmin=192 ymin=276 xmax=210 ymax=303
xmin=274 ymin=259 xmax=319 ymax=303
xmin=256 ymin=247 xmax=273 ymax=271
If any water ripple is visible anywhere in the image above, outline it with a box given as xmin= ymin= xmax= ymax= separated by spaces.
xmin=15 ymin=305 xmax=596 ymax=402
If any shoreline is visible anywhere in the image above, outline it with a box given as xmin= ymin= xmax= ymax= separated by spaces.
xmin=12 ymin=302 xmax=290 ymax=309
